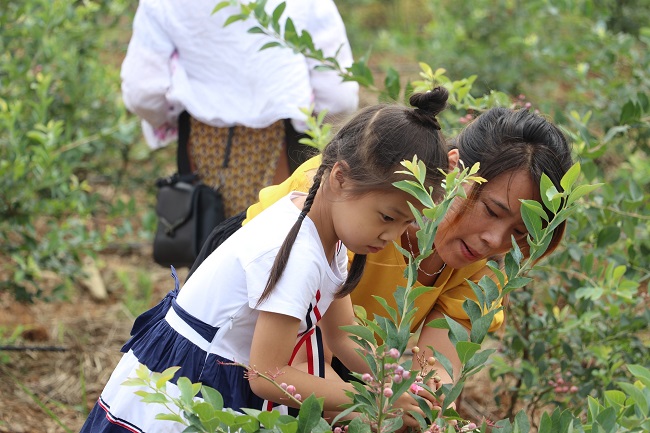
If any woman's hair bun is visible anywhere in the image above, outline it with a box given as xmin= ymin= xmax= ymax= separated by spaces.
xmin=408 ymin=86 xmax=449 ymax=130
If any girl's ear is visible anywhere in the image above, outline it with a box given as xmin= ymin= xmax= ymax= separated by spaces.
xmin=447 ymin=149 xmax=460 ymax=171
xmin=329 ymin=161 xmax=349 ymax=193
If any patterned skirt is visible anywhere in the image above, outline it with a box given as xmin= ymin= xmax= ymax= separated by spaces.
xmin=189 ymin=119 xmax=285 ymax=218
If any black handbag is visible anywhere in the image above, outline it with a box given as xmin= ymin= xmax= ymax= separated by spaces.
xmin=152 ymin=112 xmax=226 ymax=268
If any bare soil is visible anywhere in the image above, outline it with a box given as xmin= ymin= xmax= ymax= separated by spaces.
xmin=0 ymin=248 xmax=504 ymax=433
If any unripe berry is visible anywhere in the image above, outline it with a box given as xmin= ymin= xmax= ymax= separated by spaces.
xmin=411 ymin=346 xmax=420 ymax=354
xmin=433 ymin=375 xmax=441 ymax=383
xmin=427 ymin=356 xmax=436 ymax=366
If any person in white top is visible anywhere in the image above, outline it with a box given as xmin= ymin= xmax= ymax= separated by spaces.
xmin=121 ymin=0 xmax=359 ymax=217
xmin=80 ymin=89 xmax=455 ymax=432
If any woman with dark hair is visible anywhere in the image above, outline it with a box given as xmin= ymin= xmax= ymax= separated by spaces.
xmin=190 ymin=104 xmax=573 ymax=390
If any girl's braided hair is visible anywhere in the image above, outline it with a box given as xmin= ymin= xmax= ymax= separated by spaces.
xmin=257 ymin=87 xmax=451 ymax=305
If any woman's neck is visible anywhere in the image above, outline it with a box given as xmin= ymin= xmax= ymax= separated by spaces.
xmin=402 ymin=229 xmax=447 ymax=286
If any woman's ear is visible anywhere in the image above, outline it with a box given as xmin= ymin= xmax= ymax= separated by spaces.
xmin=447 ymin=149 xmax=460 ymax=171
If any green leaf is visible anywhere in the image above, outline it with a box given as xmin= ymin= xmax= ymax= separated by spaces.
xmin=121 ymin=377 xmax=147 ymax=387
xmin=155 ymin=413 xmax=185 ymax=423
xmin=425 ymin=317 xmax=449 ymax=329
xmin=340 ymin=324 xmax=377 ymax=346
xmin=560 ymin=163 xmax=581 ymax=192
xmin=201 ymin=386 xmax=224 ymax=411
xmin=479 ymin=275 xmax=500 ymax=305
xmin=521 ymin=199 xmax=549 ymax=222
xmin=442 ymin=381 xmax=464 ymax=410
xmin=297 ymin=395 xmax=324 ymax=433
xmin=372 ymin=295 xmax=398 ymax=323
xmin=539 ymin=173 xmax=559 ymax=213
xmin=566 ymin=183 xmax=602 ymax=206
xmin=384 ymin=67 xmax=401 ymax=101
xmin=259 ymin=41 xmax=282 ymax=51
xmin=223 ymin=13 xmax=248 ymax=26
xmin=212 ymin=1 xmax=233 ymax=15
xmin=432 ymin=348 xmax=454 ymax=379
xmin=596 ymin=226 xmax=620 ymax=248
xmin=258 ymin=410 xmax=280 ymax=428
xmin=617 ymin=382 xmax=648 ymax=414
xmin=271 ymin=2 xmax=286 ymax=27
xmin=595 ymin=407 xmax=617 ymax=432
xmin=469 ymin=310 xmax=495 ymax=344
xmin=456 ymin=341 xmax=481 ymax=363
xmin=463 ymin=348 xmax=495 ymax=373
xmin=513 ymin=410 xmax=531 ymax=433
xmin=177 ymin=377 xmax=197 ymax=405
xmin=628 ymin=364 xmax=650 ymax=388
xmin=138 ymin=392 xmax=168 ymax=404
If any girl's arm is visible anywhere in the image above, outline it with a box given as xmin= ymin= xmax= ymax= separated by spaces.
xmin=249 ymin=311 xmax=430 ymax=428
xmin=319 ymin=296 xmax=371 ymax=375
xmin=249 ymin=310 xmax=359 ymax=411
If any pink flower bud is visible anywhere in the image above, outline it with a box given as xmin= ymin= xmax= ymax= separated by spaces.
xmin=388 ymin=348 xmax=400 ymax=359
xmin=280 ymin=383 xmax=288 ymax=390
xmin=286 ymin=385 xmax=296 ymax=395
xmin=334 ymin=428 xmax=342 ymax=433
xmin=294 ymin=393 xmax=302 ymax=401
xmin=383 ymin=387 xmax=393 ymax=397
xmin=410 ymin=383 xmax=423 ymax=394
xmin=570 ymin=385 xmax=578 ymax=393
xmin=362 ymin=373 xmax=373 ymax=383
xmin=393 ymin=374 xmax=403 ymax=384
xmin=402 ymin=370 xmax=411 ymax=380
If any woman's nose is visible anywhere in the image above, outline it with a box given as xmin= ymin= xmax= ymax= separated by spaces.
xmin=480 ymin=225 xmax=510 ymax=252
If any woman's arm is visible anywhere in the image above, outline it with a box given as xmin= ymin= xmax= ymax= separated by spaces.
xmin=120 ymin=0 xmax=176 ymax=128
xmin=416 ymin=309 xmax=464 ymax=386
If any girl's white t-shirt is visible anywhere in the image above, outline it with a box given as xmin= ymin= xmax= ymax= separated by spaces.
xmin=175 ymin=192 xmax=348 ymax=365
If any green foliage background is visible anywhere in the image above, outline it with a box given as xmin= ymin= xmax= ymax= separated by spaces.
xmin=1 ymin=0 xmax=648 ymax=429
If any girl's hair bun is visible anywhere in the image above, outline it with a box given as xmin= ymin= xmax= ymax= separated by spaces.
xmin=408 ymin=87 xmax=449 ymax=130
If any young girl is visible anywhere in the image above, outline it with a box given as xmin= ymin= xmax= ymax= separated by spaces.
xmin=80 ymin=88 xmax=452 ymax=432
xmin=190 ymin=104 xmax=573 ymax=393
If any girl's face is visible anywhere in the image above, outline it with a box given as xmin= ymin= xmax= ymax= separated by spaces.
xmin=434 ymin=170 xmax=537 ymax=269
xmin=333 ymin=189 xmax=419 ymax=255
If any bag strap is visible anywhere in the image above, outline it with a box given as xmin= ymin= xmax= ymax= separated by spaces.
xmin=176 ymin=111 xmax=234 ymax=183
xmin=177 ymin=111 xmax=192 ymax=176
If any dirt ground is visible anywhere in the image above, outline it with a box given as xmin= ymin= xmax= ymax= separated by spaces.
xmin=0 ymin=247 xmax=502 ymax=433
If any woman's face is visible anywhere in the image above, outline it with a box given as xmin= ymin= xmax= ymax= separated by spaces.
xmin=434 ymin=170 xmax=537 ymax=269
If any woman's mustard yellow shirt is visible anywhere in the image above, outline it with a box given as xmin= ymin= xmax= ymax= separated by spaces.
xmin=245 ymin=156 xmax=504 ymax=332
